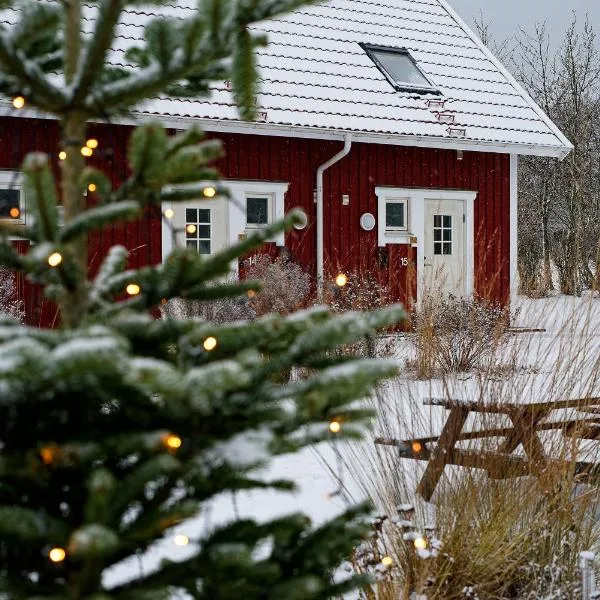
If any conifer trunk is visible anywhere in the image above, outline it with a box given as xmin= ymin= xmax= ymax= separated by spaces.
xmin=60 ymin=0 xmax=88 ymax=328
xmin=60 ymin=112 xmax=88 ymax=328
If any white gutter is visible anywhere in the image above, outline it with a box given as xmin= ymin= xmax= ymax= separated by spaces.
xmin=0 ymin=103 xmax=572 ymax=160
xmin=316 ymin=134 xmax=352 ymax=299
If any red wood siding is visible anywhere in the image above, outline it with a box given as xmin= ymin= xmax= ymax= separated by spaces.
xmin=0 ymin=117 xmax=510 ymax=326
xmin=212 ymin=132 xmax=510 ymax=304
xmin=0 ymin=117 xmax=162 ymax=326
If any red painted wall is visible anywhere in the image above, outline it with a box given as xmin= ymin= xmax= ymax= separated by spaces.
xmin=212 ymin=132 xmax=510 ymax=305
xmin=0 ymin=117 xmax=510 ymax=326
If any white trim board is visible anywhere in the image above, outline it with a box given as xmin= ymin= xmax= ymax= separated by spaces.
xmin=510 ymin=155 xmax=518 ymax=304
xmin=375 ymin=186 xmax=477 ymax=299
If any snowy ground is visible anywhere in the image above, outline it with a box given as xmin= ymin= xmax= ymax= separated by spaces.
xmin=105 ymin=293 xmax=600 ymax=588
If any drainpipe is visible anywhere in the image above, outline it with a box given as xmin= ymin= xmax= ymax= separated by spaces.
xmin=316 ymin=134 xmax=352 ymax=299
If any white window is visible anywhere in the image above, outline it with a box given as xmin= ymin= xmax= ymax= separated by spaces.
xmin=0 ymin=171 xmax=24 ymax=224
xmin=185 ymin=207 xmax=211 ymax=254
xmin=226 ymin=180 xmax=289 ymax=247
xmin=245 ymin=194 xmax=272 ymax=228
xmin=361 ymin=44 xmax=439 ymax=95
xmin=376 ymin=188 xmax=410 ymax=246
xmin=433 ymin=214 xmax=453 ymax=255
xmin=385 ymin=200 xmax=407 ymax=232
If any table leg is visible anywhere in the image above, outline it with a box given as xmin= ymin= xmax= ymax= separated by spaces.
xmin=417 ymin=406 xmax=469 ymax=501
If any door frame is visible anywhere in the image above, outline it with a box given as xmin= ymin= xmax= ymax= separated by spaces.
xmin=375 ymin=187 xmax=477 ymax=301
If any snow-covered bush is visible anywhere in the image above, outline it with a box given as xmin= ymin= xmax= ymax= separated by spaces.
xmin=411 ymin=295 xmax=512 ymax=377
xmin=0 ymin=266 xmax=24 ymax=321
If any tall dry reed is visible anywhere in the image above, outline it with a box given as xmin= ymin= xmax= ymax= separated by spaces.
xmin=331 ymin=294 xmax=600 ymax=599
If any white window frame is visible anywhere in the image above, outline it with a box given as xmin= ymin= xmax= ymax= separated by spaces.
xmin=244 ymin=192 xmax=273 ymax=229
xmin=226 ymin=180 xmax=289 ymax=247
xmin=0 ymin=170 xmax=25 ymax=225
xmin=381 ymin=197 xmax=409 ymax=240
xmin=161 ymin=180 xmax=289 ymax=275
xmin=184 ymin=206 xmax=212 ymax=255
xmin=375 ymin=186 xmax=477 ymax=298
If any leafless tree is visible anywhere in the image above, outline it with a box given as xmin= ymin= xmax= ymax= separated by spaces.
xmin=478 ymin=17 xmax=600 ymax=296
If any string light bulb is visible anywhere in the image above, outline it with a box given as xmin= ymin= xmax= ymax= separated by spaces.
xmin=164 ymin=434 xmax=182 ymax=450
xmin=186 ymin=224 xmax=197 ymax=234
xmin=81 ymin=146 xmax=93 ymax=157
xmin=411 ymin=441 xmax=423 ymax=453
xmin=203 ymin=336 xmax=217 ymax=351
xmin=49 ymin=547 xmax=66 ymax=563
xmin=381 ymin=556 xmax=394 ymax=567
xmin=329 ymin=420 xmax=341 ymax=434
xmin=126 ymin=283 xmax=141 ymax=296
xmin=335 ymin=273 xmax=348 ymax=287
xmin=9 ymin=207 xmax=20 ymax=219
xmin=58 ymin=151 xmax=67 ymax=161
xmin=202 ymin=186 xmax=216 ymax=198
xmin=164 ymin=208 xmax=174 ymax=219
xmin=48 ymin=252 xmax=63 ymax=267
xmin=173 ymin=534 xmax=189 ymax=546
xmin=414 ymin=537 xmax=427 ymax=550
xmin=88 ymin=183 xmax=97 ymax=192
xmin=85 ymin=138 xmax=99 ymax=149
xmin=12 ymin=96 xmax=25 ymax=109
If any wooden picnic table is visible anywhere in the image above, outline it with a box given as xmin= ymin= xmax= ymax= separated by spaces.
xmin=375 ymin=396 xmax=600 ymax=501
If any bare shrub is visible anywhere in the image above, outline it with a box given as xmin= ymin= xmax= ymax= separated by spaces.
xmin=324 ymin=271 xmax=391 ymax=313
xmin=411 ymin=295 xmax=512 ymax=377
xmin=0 ymin=266 xmax=24 ymax=321
xmin=244 ymin=253 xmax=310 ymax=316
xmin=323 ymin=272 xmax=396 ymax=358
xmin=162 ymin=289 xmax=255 ymax=324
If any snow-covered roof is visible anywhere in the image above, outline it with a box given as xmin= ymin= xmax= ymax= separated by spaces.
xmin=3 ymin=0 xmax=573 ymax=158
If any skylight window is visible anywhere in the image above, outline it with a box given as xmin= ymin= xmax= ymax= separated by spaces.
xmin=361 ymin=44 xmax=439 ymax=94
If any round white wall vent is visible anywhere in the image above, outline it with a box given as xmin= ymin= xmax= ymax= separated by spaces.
xmin=292 ymin=208 xmax=308 ymax=230
xmin=360 ymin=212 xmax=376 ymax=231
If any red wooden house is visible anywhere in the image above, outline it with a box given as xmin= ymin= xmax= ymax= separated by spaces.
xmin=1 ymin=0 xmax=571 ymax=326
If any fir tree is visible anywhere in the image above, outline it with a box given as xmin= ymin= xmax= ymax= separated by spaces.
xmin=0 ymin=1 xmax=404 ymax=598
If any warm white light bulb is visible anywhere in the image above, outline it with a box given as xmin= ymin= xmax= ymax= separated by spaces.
xmin=49 ymin=547 xmax=66 ymax=563
xmin=414 ymin=537 xmax=427 ymax=550
xmin=203 ymin=336 xmax=217 ymax=351
xmin=329 ymin=420 xmax=341 ymax=433
xmin=335 ymin=273 xmax=348 ymax=287
xmin=174 ymin=534 xmax=189 ymax=546
xmin=48 ymin=252 xmax=63 ymax=267
xmin=126 ymin=283 xmax=141 ymax=296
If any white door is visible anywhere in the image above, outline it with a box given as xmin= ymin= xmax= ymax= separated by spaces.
xmin=172 ymin=199 xmax=228 ymax=256
xmin=423 ymin=198 xmax=466 ymax=295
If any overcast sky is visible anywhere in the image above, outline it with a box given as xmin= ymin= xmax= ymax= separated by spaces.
xmin=449 ymin=0 xmax=600 ymax=45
